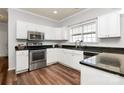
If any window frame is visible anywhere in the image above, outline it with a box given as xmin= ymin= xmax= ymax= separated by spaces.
xmin=68 ymin=19 xmax=98 ymax=43
xmin=69 ymin=25 xmax=83 ymax=43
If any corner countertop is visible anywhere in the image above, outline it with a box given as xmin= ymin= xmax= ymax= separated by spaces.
xmin=80 ymin=53 xmax=124 ymax=76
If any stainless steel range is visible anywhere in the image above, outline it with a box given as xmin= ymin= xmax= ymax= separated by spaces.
xmin=27 ymin=31 xmax=46 ymax=71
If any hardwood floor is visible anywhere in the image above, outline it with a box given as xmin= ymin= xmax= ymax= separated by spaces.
xmin=0 ymin=57 xmax=80 ymax=85
xmin=17 ymin=63 xmax=80 ymax=85
xmin=0 ymin=57 xmax=8 ymax=85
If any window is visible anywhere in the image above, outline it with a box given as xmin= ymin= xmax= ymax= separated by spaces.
xmin=83 ymin=22 xmax=97 ymax=42
xmin=69 ymin=26 xmax=82 ymax=42
xmin=69 ymin=19 xmax=97 ymax=43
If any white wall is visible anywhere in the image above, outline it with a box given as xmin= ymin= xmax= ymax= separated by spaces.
xmin=59 ymin=8 xmax=124 ymax=48
xmin=8 ymin=8 xmax=59 ymax=70
xmin=0 ymin=23 xmax=8 ymax=57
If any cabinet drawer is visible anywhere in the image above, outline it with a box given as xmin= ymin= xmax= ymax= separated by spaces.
xmin=16 ymin=50 xmax=28 ymax=56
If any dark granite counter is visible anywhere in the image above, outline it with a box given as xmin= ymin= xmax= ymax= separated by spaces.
xmin=15 ymin=45 xmax=53 ymax=51
xmin=62 ymin=45 xmax=124 ymax=54
xmin=80 ymin=53 xmax=124 ymax=76
xmin=15 ymin=44 xmax=124 ymax=54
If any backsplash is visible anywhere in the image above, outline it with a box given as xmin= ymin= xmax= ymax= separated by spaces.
xmin=16 ymin=40 xmax=64 ymax=46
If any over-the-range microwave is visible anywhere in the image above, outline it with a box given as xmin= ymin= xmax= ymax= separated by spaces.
xmin=27 ymin=31 xmax=44 ymax=41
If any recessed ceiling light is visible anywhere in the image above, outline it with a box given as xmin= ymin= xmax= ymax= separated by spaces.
xmin=53 ymin=10 xmax=58 ymax=14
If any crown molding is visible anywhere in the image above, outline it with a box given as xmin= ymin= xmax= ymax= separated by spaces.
xmin=12 ymin=8 xmax=92 ymax=24
xmin=59 ymin=8 xmax=91 ymax=23
xmin=13 ymin=8 xmax=59 ymax=23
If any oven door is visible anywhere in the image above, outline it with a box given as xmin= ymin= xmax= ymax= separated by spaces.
xmin=30 ymin=49 xmax=46 ymax=64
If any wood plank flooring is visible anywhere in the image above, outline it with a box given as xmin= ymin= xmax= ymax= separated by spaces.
xmin=17 ymin=63 xmax=80 ymax=85
xmin=0 ymin=57 xmax=8 ymax=85
xmin=0 ymin=57 xmax=80 ymax=85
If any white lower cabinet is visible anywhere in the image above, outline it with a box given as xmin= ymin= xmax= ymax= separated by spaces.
xmin=62 ymin=52 xmax=72 ymax=67
xmin=47 ymin=48 xmax=57 ymax=65
xmin=62 ymin=49 xmax=83 ymax=70
xmin=16 ymin=50 xmax=29 ymax=74
xmin=81 ymin=65 xmax=124 ymax=85
xmin=71 ymin=53 xmax=82 ymax=70
xmin=56 ymin=49 xmax=64 ymax=62
xmin=47 ymin=48 xmax=83 ymax=70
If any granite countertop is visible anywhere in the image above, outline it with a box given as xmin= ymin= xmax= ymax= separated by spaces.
xmin=15 ymin=45 xmax=124 ymax=54
xmin=15 ymin=45 xmax=54 ymax=50
xmin=80 ymin=53 xmax=124 ymax=76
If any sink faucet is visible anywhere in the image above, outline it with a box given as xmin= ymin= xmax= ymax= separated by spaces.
xmin=75 ymin=40 xmax=83 ymax=48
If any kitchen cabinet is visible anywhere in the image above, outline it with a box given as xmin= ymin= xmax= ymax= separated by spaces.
xmin=16 ymin=20 xmax=68 ymax=40
xmin=16 ymin=20 xmax=28 ymax=39
xmin=56 ymin=49 xmax=64 ymax=62
xmin=16 ymin=50 xmax=29 ymax=74
xmin=62 ymin=50 xmax=72 ymax=66
xmin=26 ymin=23 xmax=37 ymax=31
xmin=61 ymin=27 xmax=69 ymax=40
xmin=98 ymin=12 xmax=120 ymax=38
xmin=45 ymin=27 xmax=68 ymax=40
xmin=55 ymin=28 xmax=62 ymax=40
xmin=71 ymin=53 xmax=83 ymax=70
xmin=45 ymin=27 xmax=56 ymax=40
xmin=55 ymin=27 xmax=68 ymax=40
xmin=81 ymin=65 xmax=124 ymax=85
xmin=47 ymin=48 xmax=83 ymax=70
xmin=47 ymin=48 xmax=58 ymax=65
xmin=62 ymin=49 xmax=83 ymax=70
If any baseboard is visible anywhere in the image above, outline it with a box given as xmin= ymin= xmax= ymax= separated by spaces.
xmin=47 ymin=62 xmax=58 ymax=66
xmin=8 ymin=67 xmax=15 ymax=71
xmin=16 ymin=69 xmax=28 ymax=74
xmin=58 ymin=62 xmax=81 ymax=72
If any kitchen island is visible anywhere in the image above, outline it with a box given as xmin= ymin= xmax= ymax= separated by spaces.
xmin=80 ymin=53 xmax=124 ymax=85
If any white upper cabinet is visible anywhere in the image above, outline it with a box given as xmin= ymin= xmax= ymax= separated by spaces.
xmin=55 ymin=28 xmax=62 ymax=40
xmin=98 ymin=12 xmax=120 ymax=38
xmin=26 ymin=23 xmax=37 ymax=31
xmin=16 ymin=20 xmax=68 ymax=40
xmin=16 ymin=20 xmax=28 ymax=39
xmin=44 ymin=26 xmax=56 ymax=40
xmin=54 ymin=27 xmax=68 ymax=40
xmin=60 ymin=27 xmax=69 ymax=40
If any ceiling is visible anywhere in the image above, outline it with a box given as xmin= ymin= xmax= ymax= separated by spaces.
xmin=20 ymin=8 xmax=86 ymax=21
xmin=0 ymin=8 xmax=8 ymax=23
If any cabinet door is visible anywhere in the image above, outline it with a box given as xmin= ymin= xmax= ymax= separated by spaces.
xmin=55 ymin=28 xmax=62 ymax=40
xmin=44 ymin=27 xmax=56 ymax=40
xmin=98 ymin=15 xmax=108 ymax=38
xmin=16 ymin=50 xmax=29 ymax=73
xmin=36 ymin=25 xmax=44 ymax=33
xmin=98 ymin=12 xmax=120 ymax=38
xmin=16 ymin=21 xmax=27 ymax=39
xmin=55 ymin=27 xmax=69 ymax=40
xmin=56 ymin=49 xmax=63 ymax=62
xmin=47 ymin=49 xmax=57 ymax=65
xmin=61 ymin=27 xmax=69 ymax=40
xmin=26 ymin=23 xmax=37 ymax=31
xmin=108 ymin=13 xmax=120 ymax=37
xmin=62 ymin=51 xmax=72 ymax=66
xmin=72 ymin=54 xmax=83 ymax=70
